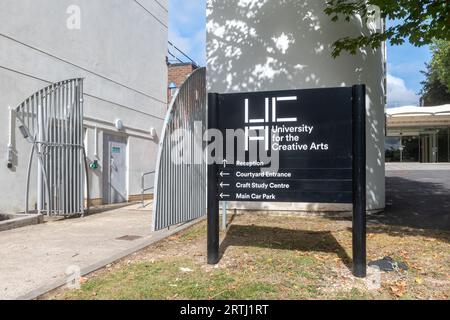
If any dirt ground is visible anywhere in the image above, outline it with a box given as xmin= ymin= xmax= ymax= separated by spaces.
xmin=43 ymin=213 xmax=450 ymax=300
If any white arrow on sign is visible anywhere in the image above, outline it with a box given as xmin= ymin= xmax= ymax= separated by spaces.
xmin=220 ymin=171 xmax=230 ymax=178
xmin=220 ymin=182 xmax=230 ymax=188
xmin=222 ymin=159 xmax=228 ymax=168
xmin=220 ymin=193 xmax=230 ymax=199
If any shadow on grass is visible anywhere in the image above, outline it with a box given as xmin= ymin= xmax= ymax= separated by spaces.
xmin=367 ymin=224 xmax=450 ymax=244
xmin=322 ymin=173 xmax=450 ymax=243
xmin=219 ymin=224 xmax=352 ymax=270
xmin=320 ymin=215 xmax=450 ymax=244
xmin=381 ymin=175 xmax=450 ymax=232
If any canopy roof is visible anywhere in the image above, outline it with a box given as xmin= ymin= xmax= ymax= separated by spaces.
xmin=386 ymin=105 xmax=450 ymax=117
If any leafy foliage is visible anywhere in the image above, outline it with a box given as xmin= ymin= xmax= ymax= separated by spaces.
xmin=430 ymin=40 xmax=450 ymax=89
xmin=420 ymin=41 xmax=450 ymax=106
xmin=325 ymin=0 xmax=450 ymax=57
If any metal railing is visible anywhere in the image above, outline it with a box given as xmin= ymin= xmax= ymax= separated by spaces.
xmin=141 ymin=171 xmax=155 ymax=208
xmin=16 ymin=78 xmax=89 ymax=217
xmin=167 ymin=41 xmax=199 ymax=67
xmin=152 ymin=67 xmax=207 ymax=231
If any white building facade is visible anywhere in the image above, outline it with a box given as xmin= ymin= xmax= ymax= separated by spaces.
xmin=0 ymin=0 xmax=168 ymax=212
xmin=207 ymin=0 xmax=387 ymax=211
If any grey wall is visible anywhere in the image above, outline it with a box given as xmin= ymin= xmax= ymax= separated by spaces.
xmin=0 ymin=0 xmax=168 ymax=212
xmin=207 ymin=0 xmax=386 ymax=211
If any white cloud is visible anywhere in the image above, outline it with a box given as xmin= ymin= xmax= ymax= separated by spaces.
xmin=168 ymin=28 xmax=205 ymax=66
xmin=387 ymin=73 xmax=420 ymax=107
xmin=169 ymin=0 xmax=206 ymax=65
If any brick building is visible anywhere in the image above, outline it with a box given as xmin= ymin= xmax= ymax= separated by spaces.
xmin=167 ymin=62 xmax=198 ymax=104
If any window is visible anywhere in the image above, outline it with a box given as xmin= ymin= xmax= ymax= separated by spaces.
xmin=437 ymin=128 xmax=450 ymax=162
xmin=385 ymin=137 xmax=401 ymax=162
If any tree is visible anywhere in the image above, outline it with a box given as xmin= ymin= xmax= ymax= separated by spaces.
xmin=420 ymin=41 xmax=450 ymax=106
xmin=430 ymin=40 xmax=450 ymax=89
xmin=324 ymin=0 xmax=450 ymax=58
xmin=420 ymin=64 xmax=450 ymax=106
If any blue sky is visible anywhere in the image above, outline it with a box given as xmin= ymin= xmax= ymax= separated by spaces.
xmin=169 ymin=0 xmax=430 ymax=107
xmin=168 ymin=0 xmax=206 ymax=66
xmin=385 ymin=20 xmax=432 ymax=107
xmin=386 ymin=44 xmax=430 ymax=107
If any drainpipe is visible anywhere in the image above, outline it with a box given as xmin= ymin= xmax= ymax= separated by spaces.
xmin=94 ymin=126 xmax=98 ymax=158
xmin=7 ymin=107 xmax=14 ymax=168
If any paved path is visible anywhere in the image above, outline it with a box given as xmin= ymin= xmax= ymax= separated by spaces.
xmin=379 ymin=164 xmax=450 ymax=231
xmin=0 ymin=203 xmax=200 ymax=300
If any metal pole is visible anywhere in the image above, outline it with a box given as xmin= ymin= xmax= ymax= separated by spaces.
xmin=37 ymin=154 xmax=52 ymax=216
xmin=80 ymin=79 xmax=87 ymax=216
xmin=400 ymin=136 xmax=403 ymax=163
xmin=56 ymin=83 xmax=61 ymax=215
xmin=207 ymin=93 xmax=220 ymax=265
xmin=352 ymin=84 xmax=367 ymax=278
xmin=37 ymin=101 xmax=44 ymax=214
xmin=69 ymin=81 xmax=74 ymax=215
xmin=433 ymin=133 xmax=437 ymax=163
xmin=419 ymin=135 xmax=421 ymax=163
xmin=141 ymin=173 xmax=145 ymax=208
xmin=51 ymin=84 xmax=56 ymax=215
xmin=49 ymin=89 xmax=53 ymax=214
xmin=25 ymin=143 xmax=36 ymax=214
xmin=73 ymin=80 xmax=78 ymax=214
xmin=62 ymin=82 xmax=67 ymax=214
xmin=221 ymin=201 xmax=227 ymax=231
xmin=7 ymin=107 xmax=14 ymax=169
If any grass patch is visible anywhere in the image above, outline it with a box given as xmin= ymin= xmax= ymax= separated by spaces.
xmin=178 ymin=223 xmax=207 ymax=242
xmin=57 ymin=258 xmax=279 ymax=300
xmin=48 ymin=214 xmax=450 ymax=300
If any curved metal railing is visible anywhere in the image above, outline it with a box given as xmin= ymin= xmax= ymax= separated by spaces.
xmin=152 ymin=67 xmax=207 ymax=230
xmin=16 ymin=78 xmax=89 ymax=216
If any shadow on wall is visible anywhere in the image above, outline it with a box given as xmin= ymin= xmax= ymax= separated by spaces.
xmin=207 ymin=0 xmax=386 ymax=210
xmin=207 ymin=0 xmax=383 ymax=92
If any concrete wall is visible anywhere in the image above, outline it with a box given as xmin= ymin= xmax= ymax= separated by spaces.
xmin=0 ymin=0 xmax=168 ymax=212
xmin=207 ymin=0 xmax=386 ymax=211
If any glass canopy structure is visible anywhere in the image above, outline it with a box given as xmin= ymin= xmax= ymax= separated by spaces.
xmin=386 ymin=105 xmax=450 ymax=163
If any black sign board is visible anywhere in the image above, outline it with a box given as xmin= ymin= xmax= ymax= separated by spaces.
xmin=207 ymin=85 xmax=367 ymax=278
xmin=215 ymin=87 xmax=353 ymax=203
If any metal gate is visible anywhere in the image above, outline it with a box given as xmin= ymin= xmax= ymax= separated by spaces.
xmin=15 ymin=78 xmax=89 ymax=216
xmin=152 ymin=67 xmax=207 ymax=231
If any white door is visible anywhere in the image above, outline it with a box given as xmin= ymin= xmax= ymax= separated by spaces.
xmin=103 ymin=134 xmax=127 ymax=204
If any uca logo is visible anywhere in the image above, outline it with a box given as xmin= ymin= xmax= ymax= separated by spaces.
xmin=244 ymin=96 xmax=298 ymax=151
